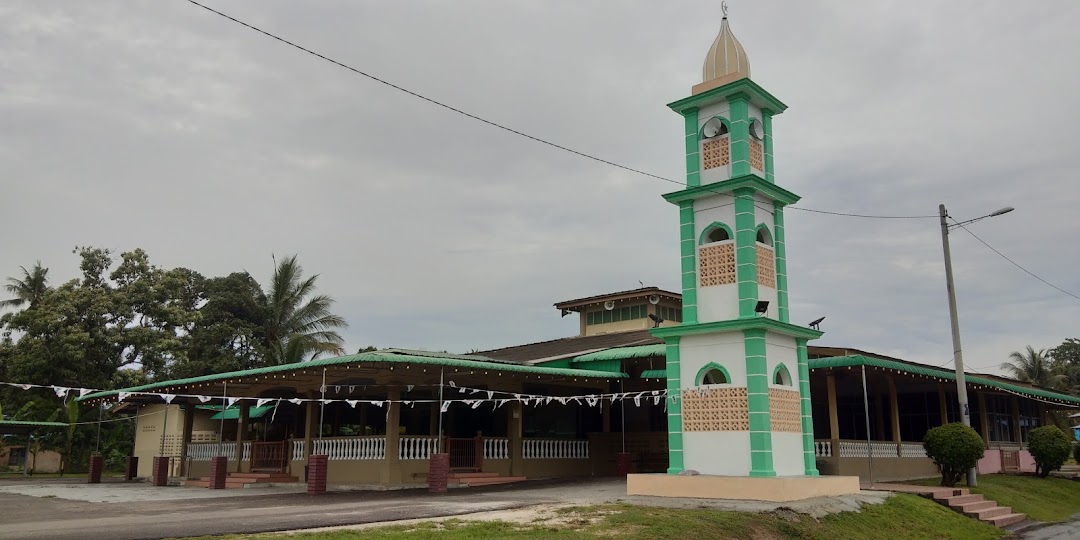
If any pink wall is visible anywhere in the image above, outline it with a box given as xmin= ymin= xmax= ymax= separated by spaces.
xmin=977 ymin=449 xmax=1003 ymax=474
xmin=1019 ymin=449 xmax=1036 ymax=473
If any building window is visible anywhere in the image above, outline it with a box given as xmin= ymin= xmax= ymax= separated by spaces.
xmin=585 ymin=304 xmax=650 ymax=326
xmin=8 ymin=447 xmax=26 ymax=466
xmin=697 ymin=363 xmax=730 ymax=386
xmin=1019 ymin=400 xmax=1040 ymax=444
xmin=984 ymin=394 xmax=1015 ymax=443
xmin=773 ymin=364 xmax=792 ymax=386
xmin=756 ymin=226 xmax=773 ymax=246
xmin=657 ymin=305 xmax=682 ymax=323
xmin=707 ymin=228 xmax=730 ymax=242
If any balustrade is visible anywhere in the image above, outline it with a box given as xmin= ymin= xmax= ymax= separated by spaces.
xmin=522 ymin=439 xmax=589 ymax=459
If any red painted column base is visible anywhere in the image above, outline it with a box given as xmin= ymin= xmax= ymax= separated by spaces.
xmin=208 ymin=456 xmax=228 ymax=489
xmin=615 ymin=452 xmax=632 ymax=477
xmin=88 ymin=455 xmax=103 ymax=484
xmin=307 ymin=454 xmax=328 ymax=495
xmin=428 ymin=453 xmax=450 ymax=493
xmin=152 ymin=456 xmax=170 ymax=487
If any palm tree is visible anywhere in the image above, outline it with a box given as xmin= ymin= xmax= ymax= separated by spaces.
xmin=263 ymin=255 xmax=347 ymax=364
xmin=1001 ymin=346 xmax=1065 ymax=389
xmin=0 ymin=262 xmax=49 ymax=310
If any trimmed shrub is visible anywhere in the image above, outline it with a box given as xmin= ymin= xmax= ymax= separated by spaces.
xmin=1073 ymin=441 xmax=1080 ymax=465
xmin=923 ymin=423 xmax=985 ymax=487
xmin=1028 ymin=426 xmax=1071 ymax=477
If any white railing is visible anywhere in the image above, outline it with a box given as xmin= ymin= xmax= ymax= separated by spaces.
xmin=187 ymin=442 xmax=250 ymax=461
xmin=838 ymin=440 xmax=895 ymax=458
xmin=522 ymin=439 xmax=589 ymax=459
xmin=312 ymin=437 xmax=386 ymax=460
xmin=899 ymin=442 xmax=928 ymax=458
xmin=292 ymin=440 xmax=305 ymax=461
xmin=399 ymin=436 xmax=440 ymax=460
xmin=484 ymin=437 xmax=510 ymax=459
xmin=814 ymin=440 xmax=832 ymax=457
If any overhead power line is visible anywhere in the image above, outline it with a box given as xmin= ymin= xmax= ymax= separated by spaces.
xmin=950 ymin=219 xmax=1080 ymax=301
xmin=184 ymin=0 xmax=932 ymax=221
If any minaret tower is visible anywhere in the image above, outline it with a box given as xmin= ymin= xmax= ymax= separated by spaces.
xmin=650 ymin=7 xmax=823 ymax=478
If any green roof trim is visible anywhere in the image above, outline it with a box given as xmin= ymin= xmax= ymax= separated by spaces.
xmin=650 ymin=317 xmax=823 ymax=341
xmin=572 ymin=345 xmax=666 ymax=363
xmin=662 ymin=174 xmax=801 ymax=206
xmin=667 ymin=78 xmax=788 ymax=115
xmin=640 ymin=369 xmax=667 ymax=379
xmin=209 ymin=405 xmax=275 ymax=421
xmin=810 ymin=355 xmax=1080 ymax=407
xmin=79 ymin=350 xmax=626 ymax=402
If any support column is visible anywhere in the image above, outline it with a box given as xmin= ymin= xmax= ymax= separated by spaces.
xmin=874 ymin=393 xmax=886 ymax=441
xmin=303 ymin=398 xmax=316 ymax=460
xmin=208 ymin=456 xmax=228 ymax=489
xmin=761 ymin=110 xmax=776 ymax=183
xmin=664 ymin=338 xmax=684 ymax=475
xmin=179 ymin=402 xmax=195 ymax=478
xmin=938 ymin=384 xmax=949 ymax=424
xmin=236 ymin=404 xmax=248 ymax=472
xmin=795 ymin=339 xmax=817 ymax=475
xmin=728 ymin=93 xmax=752 ymax=177
xmin=888 ymin=377 xmax=901 ymax=458
xmin=773 ymin=203 xmax=790 ymax=323
xmin=88 ymin=455 xmax=103 ymax=484
xmin=978 ymin=392 xmax=990 ymax=446
xmin=678 ymin=200 xmax=698 ymax=324
xmin=734 ymin=188 xmax=759 ymax=318
xmin=1011 ymin=396 xmax=1023 ymax=447
xmin=826 ymin=371 xmax=840 ymax=450
xmin=681 ymin=107 xmax=701 ymax=188
xmin=508 ymin=400 xmax=524 ymax=477
xmin=382 ymin=388 xmax=401 ymax=484
xmin=744 ymin=328 xmax=774 ymax=477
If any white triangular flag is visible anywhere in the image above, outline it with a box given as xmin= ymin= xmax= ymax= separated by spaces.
xmin=346 ymin=400 xmax=359 ymax=408
xmin=486 ymin=391 xmax=493 ymax=400
xmin=633 ymin=393 xmax=643 ymax=407
xmin=256 ymin=398 xmax=272 ymax=408
xmin=653 ymin=396 xmax=661 ymax=405
xmin=118 ymin=392 xmax=131 ymax=401
xmin=440 ymin=401 xmax=450 ymax=413
xmin=18 ymin=384 xmax=31 ymax=390
xmin=470 ymin=400 xmax=482 ymax=409
xmin=52 ymin=386 xmax=70 ymax=398
xmin=406 ymin=385 xmax=414 ymax=392
xmin=586 ymin=397 xmax=599 ymax=407
xmin=79 ymin=388 xmax=92 ymax=397
xmin=403 ymin=400 xmax=412 ymax=407
xmin=497 ymin=399 xmax=507 ymax=408
xmin=334 ymin=386 xmax=341 ymax=394
xmin=226 ymin=397 xmax=239 ymax=407
xmin=348 ymin=385 xmax=356 ymax=394
xmin=371 ymin=401 xmax=384 ymax=408
xmin=557 ymin=397 xmax=567 ymax=405
xmin=448 ymin=381 xmax=457 ymax=388
xmin=162 ymin=394 xmax=176 ymax=404
xmin=198 ymin=395 xmax=213 ymax=403
xmin=288 ymin=398 xmax=303 ymax=405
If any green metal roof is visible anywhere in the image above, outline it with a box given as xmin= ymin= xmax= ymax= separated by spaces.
xmin=640 ymin=369 xmax=667 ymax=379
xmin=208 ymin=405 xmax=275 ymax=421
xmin=573 ymin=344 xmax=665 ymax=363
xmin=79 ymin=350 xmax=627 ymax=402
xmin=811 ymin=355 xmax=1080 ymax=407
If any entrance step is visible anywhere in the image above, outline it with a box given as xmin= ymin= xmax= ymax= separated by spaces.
xmin=183 ymin=472 xmax=298 ymax=489
xmin=458 ymin=476 xmax=527 ymax=487
xmin=872 ymin=483 xmax=1026 ymax=530
xmin=988 ymin=513 xmax=1027 ymax=528
xmin=448 ymin=472 xmax=500 ymax=480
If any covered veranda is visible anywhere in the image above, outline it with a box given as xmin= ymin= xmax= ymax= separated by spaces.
xmin=79 ymin=350 xmax=635 ymax=486
xmin=809 ymin=354 xmax=1080 ymax=481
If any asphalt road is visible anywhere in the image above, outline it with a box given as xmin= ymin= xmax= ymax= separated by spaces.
xmin=0 ymin=482 xmax=554 ymax=539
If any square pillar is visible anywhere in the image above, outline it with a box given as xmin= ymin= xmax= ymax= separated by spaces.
xmin=303 ymin=399 xmax=316 ymax=460
xmin=508 ymin=400 xmax=523 ymax=477
xmin=826 ymin=371 xmax=840 ymax=448
xmin=88 ymin=455 xmax=103 ymax=484
xmin=152 ymin=456 xmax=169 ymax=487
xmin=887 ymin=378 xmax=901 ymax=443
xmin=1011 ymin=396 xmax=1023 ymax=447
xmin=381 ymin=389 xmax=401 ymax=484
xmin=179 ymin=403 xmax=195 ymax=478
xmin=124 ymin=456 xmax=138 ymax=481
xmin=977 ymin=392 xmax=990 ymax=446
xmin=208 ymin=456 xmax=228 ymax=489
xmin=307 ymin=454 xmax=328 ymax=495
xmin=236 ymin=404 xmax=249 ymax=472
xmin=428 ymin=453 xmax=449 ymax=493
xmin=938 ymin=384 xmax=949 ymax=424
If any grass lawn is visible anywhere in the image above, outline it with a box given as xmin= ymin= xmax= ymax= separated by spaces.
xmin=913 ymin=473 xmax=1080 ymax=522
xmin=180 ymin=494 xmax=1003 ymax=540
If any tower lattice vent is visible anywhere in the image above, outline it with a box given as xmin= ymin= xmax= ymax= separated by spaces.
xmin=699 ymin=242 xmax=736 ymax=287
xmin=682 ymin=386 xmax=749 ymax=432
xmin=769 ymin=388 xmax=802 ymax=432
xmin=756 ymin=245 xmax=775 ymax=288
xmin=750 ymin=140 xmax=764 ymax=171
xmin=702 ymin=137 xmax=731 ymax=170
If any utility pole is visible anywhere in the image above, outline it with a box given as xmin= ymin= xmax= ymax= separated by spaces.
xmin=939 ymin=203 xmax=977 ymax=487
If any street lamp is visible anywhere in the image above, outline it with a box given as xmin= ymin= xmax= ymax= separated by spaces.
xmin=938 ymin=203 xmax=1014 ymax=487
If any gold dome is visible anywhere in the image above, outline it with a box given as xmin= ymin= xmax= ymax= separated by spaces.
xmin=696 ymin=16 xmax=750 ymax=94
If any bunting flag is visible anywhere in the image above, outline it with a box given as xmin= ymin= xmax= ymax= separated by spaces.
xmin=288 ymin=398 xmax=303 ymax=405
xmin=448 ymin=381 xmax=457 ymax=388
xmin=52 ymin=386 xmax=70 ymax=398
xmin=348 ymin=385 xmax=356 ymax=394
xmin=406 ymin=385 xmax=414 ymax=393
xmin=118 ymin=392 xmax=131 ymax=401
xmin=162 ymin=394 xmax=176 ymax=404
xmin=79 ymin=388 xmax=92 ymax=397
xmin=226 ymin=397 xmax=239 ymax=407
xmin=334 ymin=386 xmax=341 ymax=394
xmin=18 ymin=384 xmax=31 ymax=390
xmin=440 ymin=401 xmax=450 ymax=413
xmin=271 ymin=400 xmax=280 ymax=423
xmin=346 ymin=400 xmax=359 ymax=408
xmin=198 ymin=395 xmax=213 ymax=403
xmin=256 ymin=398 xmax=273 ymax=408
xmin=486 ymin=391 xmax=494 ymax=400
xmin=320 ymin=399 xmax=332 ymax=405
xmin=470 ymin=400 xmax=482 ymax=409
xmin=585 ymin=396 xmax=599 ymax=407
xmin=371 ymin=401 xmax=384 ymax=408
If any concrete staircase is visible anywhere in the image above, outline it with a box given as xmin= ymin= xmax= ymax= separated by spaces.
xmin=930 ymin=488 xmax=1026 ymax=528
xmin=183 ymin=472 xmax=298 ymax=489
xmin=448 ymin=471 xmax=526 ymax=487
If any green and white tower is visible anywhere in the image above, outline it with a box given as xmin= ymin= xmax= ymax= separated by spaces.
xmin=651 ymin=10 xmax=823 ymax=478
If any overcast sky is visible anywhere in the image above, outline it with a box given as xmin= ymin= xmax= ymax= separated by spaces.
xmin=2 ymin=1 xmax=1078 ymax=375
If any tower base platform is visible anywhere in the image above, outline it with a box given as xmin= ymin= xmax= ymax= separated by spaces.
xmin=626 ymin=474 xmax=861 ymax=502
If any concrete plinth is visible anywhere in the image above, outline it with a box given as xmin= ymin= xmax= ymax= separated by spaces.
xmin=627 ymin=474 xmax=861 ymax=502
xmin=88 ymin=455 xmax=103 ymax=484
xmin=124 ymin=456 xmax=139 ymax=481
xmin=428 ymin=453 xmax=449 ymax=493
xmin=307 ymin=454 xmax=328 ymax=495
xmin=151 ymin=457 xmax=170 ymax=487
xmin=208 ymin=457 xmax=228 ymax=489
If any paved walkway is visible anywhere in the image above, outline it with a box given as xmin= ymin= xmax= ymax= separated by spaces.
xmin=0 ymin=477 xmax=888 ymax=539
